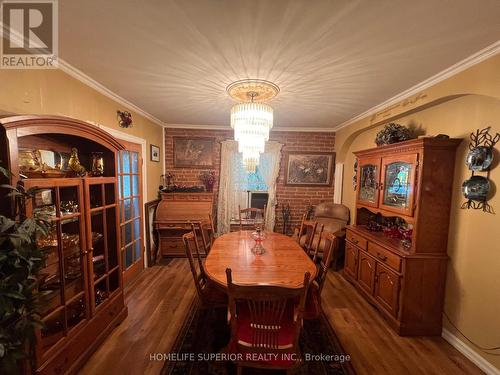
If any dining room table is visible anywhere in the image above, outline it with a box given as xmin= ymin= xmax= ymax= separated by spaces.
xmin=204 ymin=230 xmax=317 ymax=288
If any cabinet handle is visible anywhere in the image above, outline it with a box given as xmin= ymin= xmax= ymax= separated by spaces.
xmin=377 ymin=253 xmax=387 ymax=261
xmin=379 ymin=182 xmax=384 ymax=190
xmin=351 ymin=239 xmax=358 ymax=244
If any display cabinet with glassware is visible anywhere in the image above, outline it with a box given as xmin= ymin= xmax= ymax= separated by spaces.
xmin=345 ymin=137 xmax=461 ymax=336
xmin=0 ymin=115 xmax=127 ymax=374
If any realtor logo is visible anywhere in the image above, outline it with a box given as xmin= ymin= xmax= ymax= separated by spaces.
xmin=1 ymin=0 xmax=58 ymax=68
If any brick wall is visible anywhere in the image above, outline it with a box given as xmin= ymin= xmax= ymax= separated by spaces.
xmin=164 ymin=128 xmax=335 ymax=234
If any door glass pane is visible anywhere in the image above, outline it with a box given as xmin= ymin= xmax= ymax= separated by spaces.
xmin=133 ymin=218 xmax=140 ymax=240
xmin=122 ymin=175 xmax=131 ymax=197
xmin=41 ymin=310 xmax=65 ymax=351
xmin=37 ymin=228 xmax=62 ymax=317
xmin=131 ymin=152 xmax=138 ymax=173
xmin=132 ymin=175 xmax=139 ymax=196
xmin=125 ymin=244 xmax=133 ymax=268
xmin=122 ymin=151 xmax=130 ymax=173
xmin=60 ymin=186 xmax=79 ymax=216
xmin=106 ymin=208 xmax=118 ymax=269
xmin=67 ymin=295 xmax=86 ymax=331
xmin=89 ymin=184 xmax=103 ymax=208
xmin=359 ymin=164 xmax=377 ymax=203
xmin=61 ymin=218 xmax=83 ymax=300
xmin=91 ymin=212 xmax=105 ymax=280
xmin=134 ymin=240 xmax=141 ymax=261
xmin=123 ymin=198 xmax=132 ymax=221
xmin=383 ymin=162 xmax=412 ymax=208
xmin=32 ymin=188 xmax=56 ymax=218
xmin=133 ymin=197 xmax=139 ymax=218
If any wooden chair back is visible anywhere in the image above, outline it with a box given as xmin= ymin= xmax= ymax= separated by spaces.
xmin=314 ymin=232 xmax=336 ymax=293
xmin=226 ymin=268 xmax=310 ymax=353
xmin=297 ymin=216 xmax=318 ymax=253
xmin=182 ymin=226 xmax=206 ymax=298
xmin=238 ymin=205 xmax=266 ymax=230
xmin=198 ymin=214 xmax=216 ymax=254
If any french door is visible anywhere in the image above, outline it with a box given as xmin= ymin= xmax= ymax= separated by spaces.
xmin=117 ymin=140 xmax=144 ymax=285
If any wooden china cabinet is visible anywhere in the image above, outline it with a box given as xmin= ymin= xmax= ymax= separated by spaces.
xmin=0 ymin=116 xmax=127 ymax=374
xmin=344 ymin=137 xmax=461 ymax=336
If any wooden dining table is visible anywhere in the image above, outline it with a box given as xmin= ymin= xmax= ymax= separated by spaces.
xmin=205 ymin=230 xmax=317 ymax=288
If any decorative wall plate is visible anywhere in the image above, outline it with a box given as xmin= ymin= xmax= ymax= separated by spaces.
xmin=461 ymin=175 xmax=490 ymax=201
xmin=465 ymin=146 xmax=493 ymax=171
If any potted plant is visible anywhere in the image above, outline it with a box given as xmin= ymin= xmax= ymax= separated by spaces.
xmin=0 ymin=167 xmax=50 ymax=374
xmin=199 ymin=170 xmax=216 ymax=192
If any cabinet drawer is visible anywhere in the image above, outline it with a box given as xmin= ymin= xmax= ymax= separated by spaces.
xmin=368 ymin=242 xmax=401 ymax=272
xmin=346 ymin=230 xmax=367 ymax=250
xmin=160 ymin=238 xmax=185 ymax=256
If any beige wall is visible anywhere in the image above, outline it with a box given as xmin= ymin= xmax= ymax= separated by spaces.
xmin=0 ymin=69 xmax=163 ymax=201
xmin=336 ymin=54 xmax=500 ymax=370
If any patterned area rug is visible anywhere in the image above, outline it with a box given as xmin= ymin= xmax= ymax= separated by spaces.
xmin=161 ymin=298 xmax=355 ymax=375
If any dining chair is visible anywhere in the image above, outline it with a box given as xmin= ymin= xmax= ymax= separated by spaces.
xmin=304 ymin=232 xmax=336 ymax=320
xmin=198 ymin=214 xmax=216 ymax=255
xmin=238 ymin=205 xmax=266 ymax=230
xmin=182 ymin=227 xmax=227 ymax=309
xmin=224 ymin=268 xmax=310 ymax=374
xmin=293 ymin=214 xmax=319 ymax=256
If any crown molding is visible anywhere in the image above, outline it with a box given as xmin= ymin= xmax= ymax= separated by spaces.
xmin=57 ymin=59 xmax=165 ymax=127
xmin=333 ymin=40 xmax=500 ymax=132
xmin=163 ymin=123 xmax=334 ymax=133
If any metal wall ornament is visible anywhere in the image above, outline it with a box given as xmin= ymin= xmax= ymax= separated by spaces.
xmin=117 ymin=110 xmax=133 ymax=128
xmin=461 ymin=126 xmax=499 ymax=213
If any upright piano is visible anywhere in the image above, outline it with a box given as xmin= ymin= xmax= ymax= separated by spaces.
xmin=154 ymin=192 xmax=214 ymax=257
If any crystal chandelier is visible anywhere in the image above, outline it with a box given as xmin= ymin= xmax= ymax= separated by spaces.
xmin=227 ymin=79 xmax=280 ymax=173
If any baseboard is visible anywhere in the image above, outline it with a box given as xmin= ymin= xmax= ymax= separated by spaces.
xmin=442 ymin=328 xmax=500 ymax=375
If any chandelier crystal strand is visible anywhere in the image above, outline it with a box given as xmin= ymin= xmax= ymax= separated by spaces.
xmin=230 ymin=102 xmax=273 ymax=173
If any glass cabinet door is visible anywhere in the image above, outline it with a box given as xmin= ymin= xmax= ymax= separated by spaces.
xmin=356 ymin=157 xmax=381 ymax=208
xmin=379 ymin=154 xmax=418 ymax=216
xmin=24 ymin=180 xmax=89 ymax=360
xmin=85 ymin=178 xmax=121 ymax=314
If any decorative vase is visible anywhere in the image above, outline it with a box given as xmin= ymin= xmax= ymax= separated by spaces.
xmin=250 ymin=227 xmax=266 ymax=255
xmin=91 ymin=152 xmax=104 ymax=176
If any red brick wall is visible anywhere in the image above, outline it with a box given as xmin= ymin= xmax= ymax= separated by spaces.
xmin=164 ymin=128 xmax=335 ymax=234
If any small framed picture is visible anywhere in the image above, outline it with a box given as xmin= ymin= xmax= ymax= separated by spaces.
xmin=150 ymin=144 xmax=160 ymax=162
xmin=284 ymin=152 xmax=335 ymax=186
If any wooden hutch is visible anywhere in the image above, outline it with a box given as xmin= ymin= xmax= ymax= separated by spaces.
xmin=0 ymin=116 xmax=127 ymax=374
xmin=344 ymin=137 xmax=461 ymax=336
xmin=154 ymin=192 xmax=213 ymax=257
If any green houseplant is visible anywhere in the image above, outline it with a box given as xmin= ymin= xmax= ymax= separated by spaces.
xmin=0 ymin=166 xmax=50 ymax=374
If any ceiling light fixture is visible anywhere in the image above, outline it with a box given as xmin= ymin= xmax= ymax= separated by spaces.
xmin=227 ymin=79 xmax=280 ymax=173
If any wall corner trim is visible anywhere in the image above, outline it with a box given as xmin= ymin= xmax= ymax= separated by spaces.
xmin=442 ymin=328 xmax=500 ymax=375
xmin=58 ymin=59 xmax=165 ymax=128
xmin=334 ymin=40 xmax=500 ymax=132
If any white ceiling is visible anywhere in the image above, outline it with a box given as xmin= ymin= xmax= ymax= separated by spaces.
xmin=59 ymin=0 xmax=500 ymax=130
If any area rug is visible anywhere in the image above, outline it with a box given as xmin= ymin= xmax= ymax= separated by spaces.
xmin=161 ymin=298 xmax=355 ymax=375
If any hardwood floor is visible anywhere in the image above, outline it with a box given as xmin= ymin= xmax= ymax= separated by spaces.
xmin=78 ymin=259 xmax=483 ymax=375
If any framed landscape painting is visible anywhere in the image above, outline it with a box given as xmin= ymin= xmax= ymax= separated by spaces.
xmin=284 ymin=152 xmax=335 ymax=186
xmin=173 ymin=137 xmax=215 ymax=168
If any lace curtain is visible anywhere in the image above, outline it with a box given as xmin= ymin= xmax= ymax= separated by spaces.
xmin=260 ymin=142 xmax=283 ymax=231
xmin=217 ymin=140 xmax=283 ymax=234
xmin=217 ymin=140 xmax=238 ymax=235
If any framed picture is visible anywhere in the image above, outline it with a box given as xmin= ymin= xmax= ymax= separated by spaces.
xmin=173 ymin=137 xmax=215 ymax=168
xmin=284 ymin=152 xmax=335 ymax=186
xmin=150 ymin=144 xmax=160 ymax=162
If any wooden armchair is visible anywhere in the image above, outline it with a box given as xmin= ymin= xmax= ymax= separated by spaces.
xmin=304 ymin=232 xmax=336 ymax=319
xmin=238 ymin=205 xmax=266 ymax=230
xmin=225 ymin=268 xmax=310 ymax=374
xmin=182 ymin=226 xmax=226 ymax=308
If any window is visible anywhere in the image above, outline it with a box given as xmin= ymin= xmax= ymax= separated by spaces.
xmin=230 ymin=154 xmax=268 ymax=221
